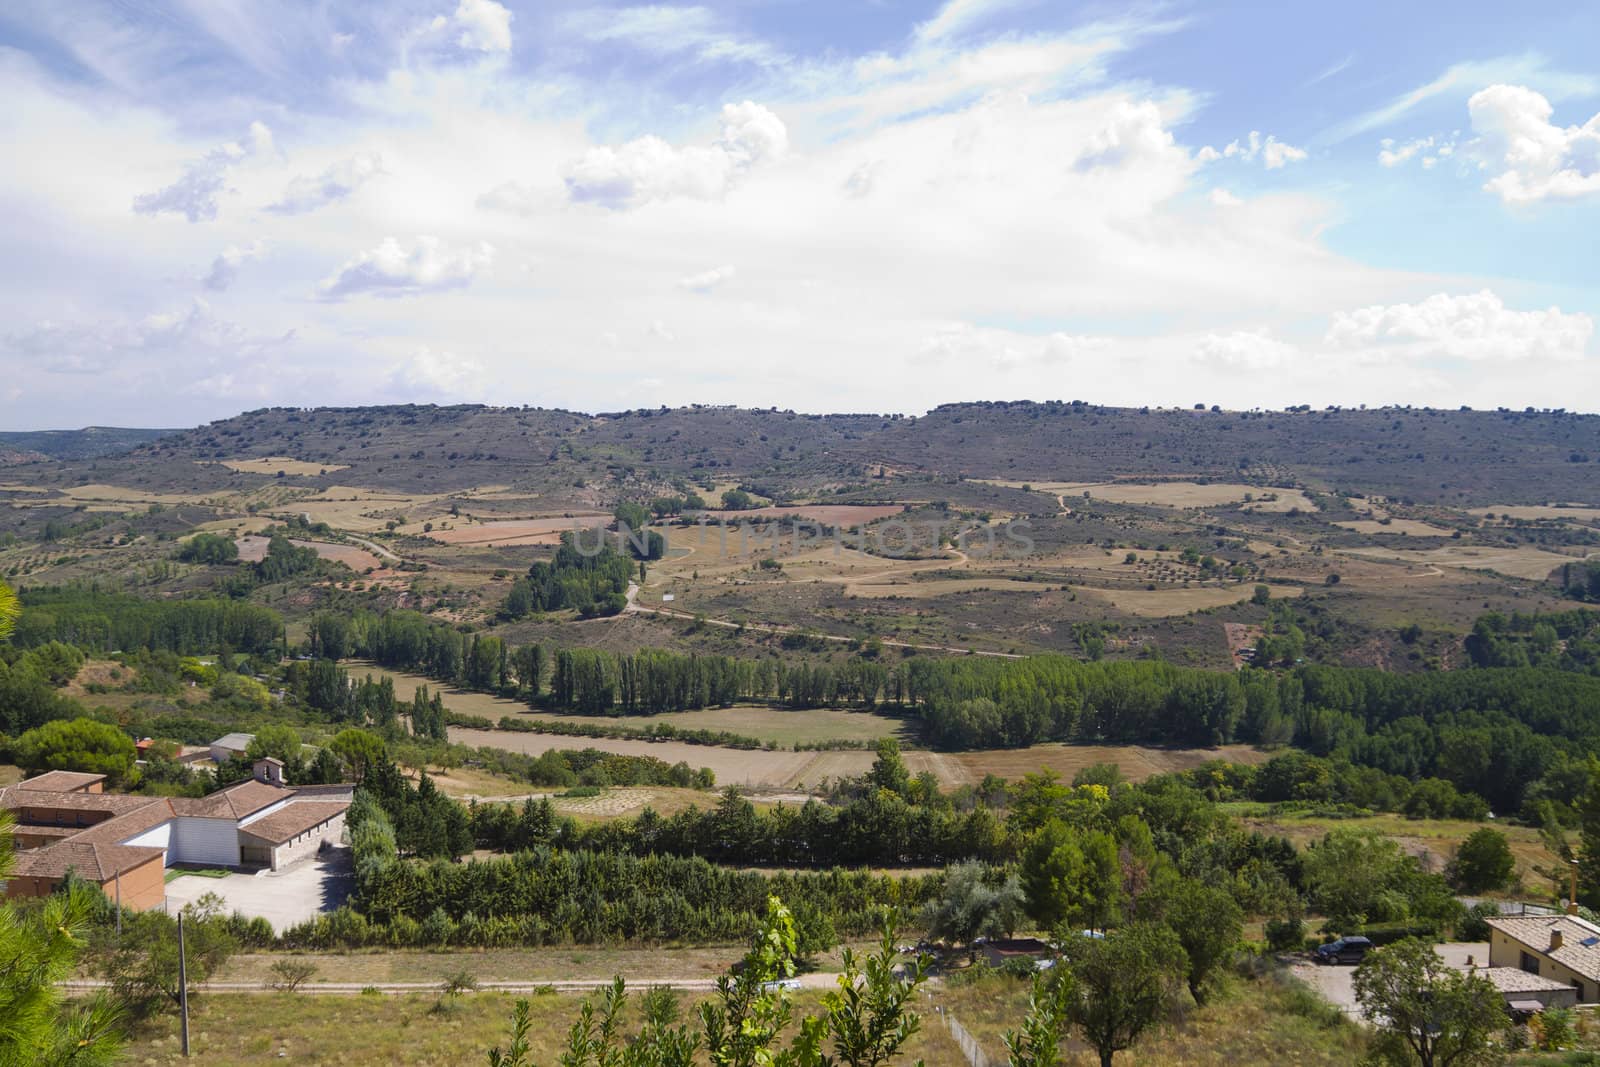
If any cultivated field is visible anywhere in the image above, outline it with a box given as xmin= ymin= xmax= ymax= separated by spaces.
xmin=1070 ymin=481 xmax=1319 ymax=512
xmin=1339 ymin=544 xmax=1591 ymax=581
xmin=208 ymin=457 xmax=349 ymax=476
xmin=1332 ymin=519 xmax=1456 ymax=537
xmin=699 ymin=504 xmax=907 ymax=525
xmin=236 ymin=536 xmax=384 ymax=572
xmin=448 ymin=724 xmax=1268 ymax=791
xmin=423 ymin=515 xmax=609 ymax=546
xmin=1470 ymin=504 xmax=1600 ymax=522
xmin=1076 ymin=583 xmax=1301 ymax=617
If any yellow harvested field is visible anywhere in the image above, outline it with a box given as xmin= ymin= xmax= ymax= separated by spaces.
xmin=848 ymin=577 xmax=1047 ymax=598
xmin=1333 ymin=519 xmax=1455 ymax=536
xmin=1076 ymin=583 xmax=1301 ymax=617
xmin=236 ymin=535 xmax=384 ymax=571
xmin=450 ymin=724 xmax=1269 ymax=791
xmin=426 ymin=515 xmax=609 ymax=546
xmin=1339 ymin=544 xmax=1590 ymax=581
xmin=277 ymin=486 xmax=445 ymax=532
xmin=206 ymin=457 xmax=349 ymax=476
xmin=699 ymin=504 xmax=906 ymax=525
xmin=1071 ymin=481 xmax=1317 ymax=511
xmin=1470 ymin=504 xmax=1600 ymax=522
xmin=508 ymin=706 xmax=899 ymax=747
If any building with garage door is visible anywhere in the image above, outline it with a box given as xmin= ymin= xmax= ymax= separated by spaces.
xmin=1 ymin=759 xmax=350 ymax=909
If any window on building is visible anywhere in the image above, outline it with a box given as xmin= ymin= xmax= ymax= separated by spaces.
xmin=1521 ymin=951 xmax=1541 ymax=975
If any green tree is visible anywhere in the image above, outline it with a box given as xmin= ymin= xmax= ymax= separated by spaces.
xmin=1064 ymin=924 xmax=1187 ymax=1067
xmin=1353 ymin=938 xmax=1505 ymax=1067
xmin=1448 ymin=828 xmax=1515 ymax=894
xmin=15 ymin=719 xmax=137 ymax=786
xmin=93 ymin=893 xmax=236 ymax=1021
xmin=866 ymin=738 xmax=911 ymax=797
xmin=0 ymin=812 xmax=123 ymax=1066
xmin=1145 ymin=879 xmax=1242 ymax=1005
xmin=1021 ymin=822 xmax=1122 ymax=934
xmin=328 ymin=728 xmax=387 ymax=782
xmin=920 ymin=861 xmax=1026 ymax=956
xmin=1578 ymin=757 xmax=1600 ymax=906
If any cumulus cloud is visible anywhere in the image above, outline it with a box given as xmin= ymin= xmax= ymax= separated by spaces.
xmin=266 ymin=153 xmax=384 ymax=214
xmin=1378 ymin=135 xmax=1456 ymax=169
xmin=132 ymin=121 xmax=273 ymax=222
xmin=202 ymin=241 xmax=264 ymax=291
xmin=1326 ymin=290 xmax=1593 ymax=361
xmin=1080 ymin=101 xmax=1179 ymax=169
xmin=1193 ymin=329 xmax=1298 ymax=369
xmin=426 ymin=0 xmax=514 ymax=53
xmin=1200 ymin=130 xmax=1308 ymax=169
xmin=1468 ymin=84 xmax=1600 ymax=203
xmin=564 ymin=101 xmax=787 ymax=209
xmin=317 ymin=236 xmax=494 ymax=300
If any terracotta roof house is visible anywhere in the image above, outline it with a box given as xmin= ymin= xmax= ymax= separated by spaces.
xmin=1485 ymin=912 xmax=1600 ymax=1004
xmin=2 ymin=760 xmax=351 ymax=910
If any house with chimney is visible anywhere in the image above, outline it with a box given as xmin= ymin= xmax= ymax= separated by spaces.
xmin=1 ymin=759 xmax=350 ymax=911
xmin=1484 ymin=912 xmax=1600 ymax=1006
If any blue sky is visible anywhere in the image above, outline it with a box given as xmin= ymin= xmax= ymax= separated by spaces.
xmin=1 ymin=0 xmax=1597 ymax=427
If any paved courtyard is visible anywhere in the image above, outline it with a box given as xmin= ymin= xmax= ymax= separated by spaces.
xmin=1292 ymin=941 xmax=1488 ymax=1018
xmin=163 ymin=843 xmax=353 ymax=933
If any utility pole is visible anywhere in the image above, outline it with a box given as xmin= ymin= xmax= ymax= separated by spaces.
xmin=177 ymin=912 xmax=191 ymax=1057
xmin=114 ymin=865 xmax=121 ymax=939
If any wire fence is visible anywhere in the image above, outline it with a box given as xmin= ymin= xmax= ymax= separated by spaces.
xmin=938 ymin=1008 xmax=994 ymax=1067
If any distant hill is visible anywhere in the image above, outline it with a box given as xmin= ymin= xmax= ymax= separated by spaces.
xmin=19 ymin=402 xmax=1600 ymax=505
xmin=0 ymin=426 xmax=184 ymax=461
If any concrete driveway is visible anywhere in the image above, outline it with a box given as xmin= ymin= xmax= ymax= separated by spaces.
xmin=1291 ymin=941 xmax=1489 ymax=1019
xmin=164 ymin=844 xmax=353 ymax=933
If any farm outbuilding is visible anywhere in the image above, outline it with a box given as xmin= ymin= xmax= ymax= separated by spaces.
xmin=1 ymin=759 xmax=351 ymax=909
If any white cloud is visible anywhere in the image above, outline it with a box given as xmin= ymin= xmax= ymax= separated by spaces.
xmin=1207 ymin=131 xmax=1308 ymax=170
xmin=4 ymin=299 xmax=268 ymax=374
xmin=202 ymin=241 xmax=265 ymax=291
xmin=266 ymin=152 xmax=385 ymax=215
xmin=1468 ymin=84 xmax=1600 ymax=203
xmin=427 ymin=0 xmax=514 ymax=54
xmin=1193 ymin=329 xmax=1298 ymax=369
xmin=132 ymin=121 xmax=273 ymax=222
xmin=917 ymin=323 xmax=1108 ymax=369
xmin=564 ymin=101 xmax=787 ymax=208
xmin=1326 ymin=290 xmax=1593 ymax=361
xmin=678 ymin=265 xmax=736 ymax=292
xmin=1369 ymin=137 xmax=1459 ymax=171
xmin=566 ymin=6 xmax=782 ymax=67
xmin=317 ymin=236 xmax=494 ymax=300
xmin=1209 ymin=188 xmax=1242 ymax=206
xmin=914 ymin=0 xmax=1029 ymax=44
xmin=390 ymin=346 xmax=487 ymax=398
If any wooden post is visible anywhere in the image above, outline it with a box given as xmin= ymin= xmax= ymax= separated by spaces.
xmin=1571 ymin=858 xmax=1582 ymax=916
xmin=178 ymin=912 xmax=190 ymax=1057
xmin=114 ymin=865 xmax=121 ymax=939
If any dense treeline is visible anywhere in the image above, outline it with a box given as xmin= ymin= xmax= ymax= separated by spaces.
xmin=11 ymin=587 xmax=282 ymax=655
xmin=358 ymin=608 xmax=898 ymax=713
xmin=1464 ymin=608 xmax=1600 ymax=674
xmin=470 ymin=786 xmax=1010 ymax=868
xmin=503 ymin=532 xmax=633 ymax=619
xmin=903 ymin=655 xmax=1600 ymax=813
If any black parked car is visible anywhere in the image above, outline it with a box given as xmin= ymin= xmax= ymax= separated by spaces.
xmin=1314 ymin=936 xmax=1373 ymax=965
